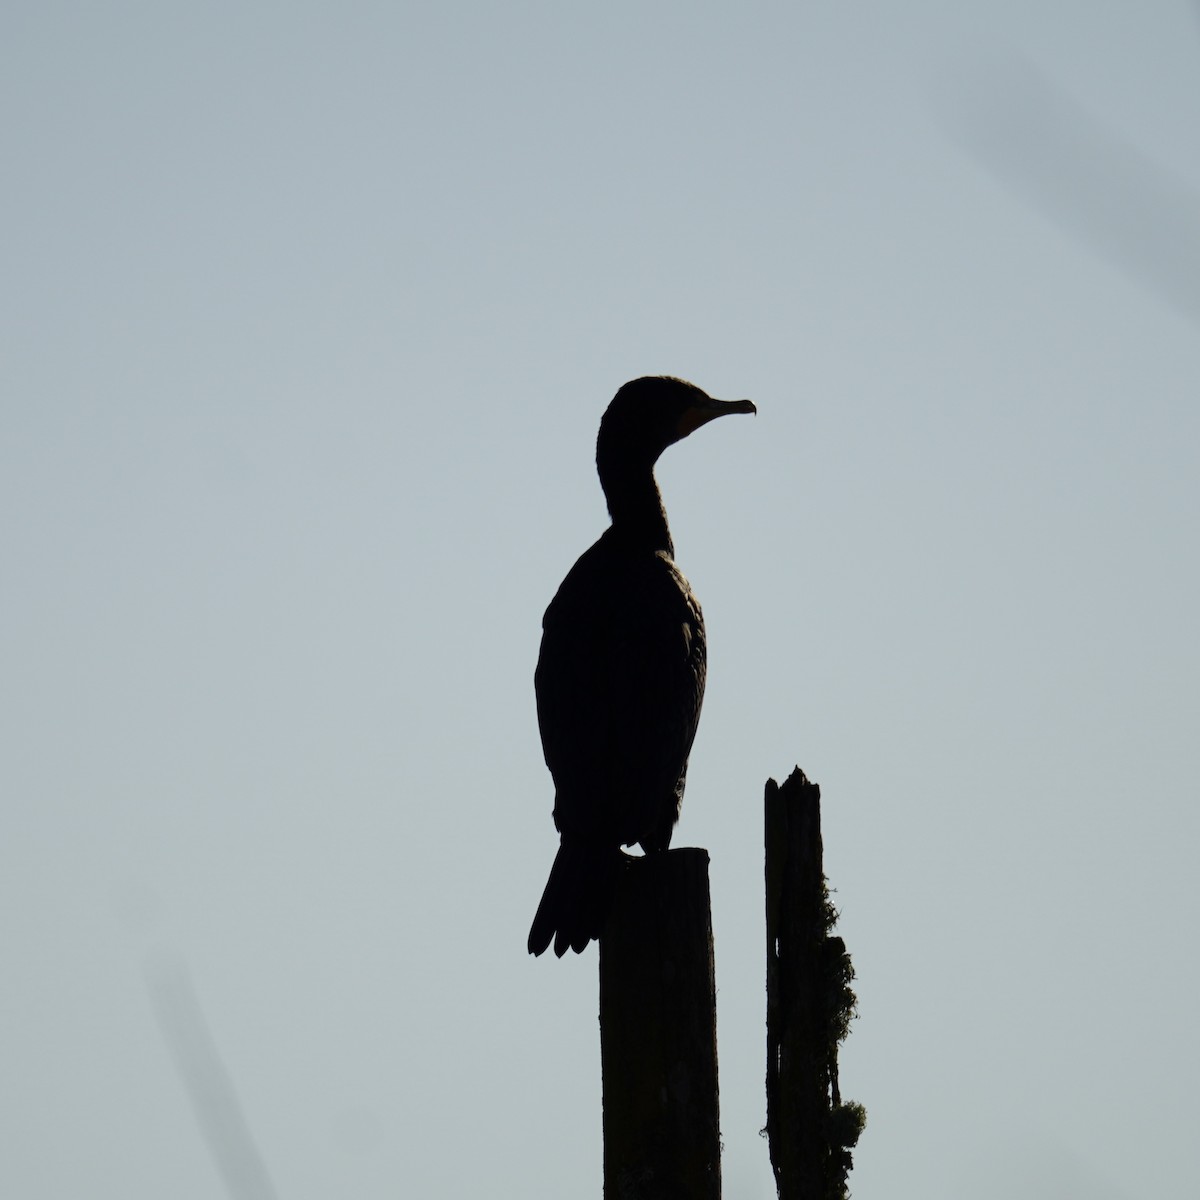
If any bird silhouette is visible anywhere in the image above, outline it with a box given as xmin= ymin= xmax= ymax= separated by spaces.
xmin=528 ymin=376 xmax=755 ymax=957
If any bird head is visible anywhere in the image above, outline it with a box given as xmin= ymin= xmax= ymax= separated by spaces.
xmin=597 ymin=376 xmax=756 ymax=473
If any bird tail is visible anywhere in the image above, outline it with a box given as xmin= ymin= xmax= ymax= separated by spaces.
xmin=527 ymin=839 xmax=624 ymax=957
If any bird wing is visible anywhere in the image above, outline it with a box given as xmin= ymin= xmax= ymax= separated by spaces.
xmin=535 ymin=535 xmax=706 ymax=847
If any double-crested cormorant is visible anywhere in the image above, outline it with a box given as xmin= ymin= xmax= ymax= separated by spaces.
xmin=528 ymin=376 xmax=756 ymax=957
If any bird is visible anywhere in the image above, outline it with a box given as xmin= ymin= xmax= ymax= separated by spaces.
xmin=528 ymin=376 xmax=755 ymax=957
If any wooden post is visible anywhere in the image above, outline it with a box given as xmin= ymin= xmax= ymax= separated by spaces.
xmin=599 ymin=848 xmax=721 ymax=1200
xmin=765 ymin=768 xmax=864 ymax=1200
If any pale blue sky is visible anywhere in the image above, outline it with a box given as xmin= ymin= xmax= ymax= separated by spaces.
xmin=3 ymin=3 xmax=1198 ymax=1197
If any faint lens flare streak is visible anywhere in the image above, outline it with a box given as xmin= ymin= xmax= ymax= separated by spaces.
xmin=144 ymin=951 xmax=280 ymax=1200
xmin=936 ymin=50 xmax=1200 ymax=317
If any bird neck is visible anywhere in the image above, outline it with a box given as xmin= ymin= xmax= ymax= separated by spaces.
xmin=600 ymin=462 xmax=675 ymax=555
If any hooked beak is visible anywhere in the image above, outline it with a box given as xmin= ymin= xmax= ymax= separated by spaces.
xmin=676 ymin=396 xmax=757 ymax=439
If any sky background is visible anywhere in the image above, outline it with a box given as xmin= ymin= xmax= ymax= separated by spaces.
xmin=3 ymin=3 xmax=1198 ymax=1197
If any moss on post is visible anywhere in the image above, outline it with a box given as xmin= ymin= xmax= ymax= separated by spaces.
xmin=765 ymin=768 xmax=865 ymax=1200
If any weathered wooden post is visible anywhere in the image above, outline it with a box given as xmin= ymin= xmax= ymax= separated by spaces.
xmin=599 ymin=847 xmax=721 ymax=1200
xmin=765 ymin=768 xmax=865 ymax=1200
